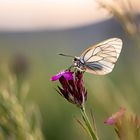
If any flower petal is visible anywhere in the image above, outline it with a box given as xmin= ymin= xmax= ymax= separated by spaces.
xmin=63 ymin=71 xmax=73 ymax=80
xmin=51 ymin=71 xmax=73 ymax=81
xmin=104 ymin=107 xmax=126 ymax=125
xmin=104 ymin=117 xmax=116 ymax=125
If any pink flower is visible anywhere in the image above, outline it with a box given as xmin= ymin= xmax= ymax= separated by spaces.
xmin=51 ymin=71 xmax=73 ymax=81
xmin=104 ymin=107 xmax=126 ymax=125
xmin=52 ymin=70 xmax=87 ymax=108
xmin=104 ymin=107 xmax=140 ymax=140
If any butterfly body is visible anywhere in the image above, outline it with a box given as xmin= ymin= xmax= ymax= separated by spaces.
xmin=73 ymin=57 xmax=86 ymax=71
xmin=72 ymin=38 xmax=123 ymax=75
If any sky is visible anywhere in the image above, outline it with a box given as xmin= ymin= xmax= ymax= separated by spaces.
xmin=0 ymin=0 xmax=139 ymax=31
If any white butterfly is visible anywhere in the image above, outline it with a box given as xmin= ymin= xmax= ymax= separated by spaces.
xmin=60 ymin=38 xmax=123 ymax=75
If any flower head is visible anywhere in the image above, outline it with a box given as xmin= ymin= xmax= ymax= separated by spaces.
xmin=10 ymin=54 xmax=29 ymax=78
xmin=104 ymin=107 xmax=126 ymax=125
xmin=51 ymin=70 xmax=87 ymax=108
xmin=104 ymin=107 xmax=140 ymax=140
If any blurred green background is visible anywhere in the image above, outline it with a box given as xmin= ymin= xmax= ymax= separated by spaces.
xmin=0 ymin=4 xmax=140 ymax=140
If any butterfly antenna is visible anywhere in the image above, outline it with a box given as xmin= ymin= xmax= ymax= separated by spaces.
xmin=58 ymin=53 xmax=74 ymax=58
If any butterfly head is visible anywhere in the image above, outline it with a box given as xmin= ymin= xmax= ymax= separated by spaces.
xmin=73 ymin=57 xmax=86 ymax=71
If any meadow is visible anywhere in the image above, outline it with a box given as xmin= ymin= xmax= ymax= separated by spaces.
xmin=0 ymin=8 xmax=140 ymax=140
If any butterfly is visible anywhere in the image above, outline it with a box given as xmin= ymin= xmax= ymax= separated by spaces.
xmin=59 ymin=38 xmax=123 ymax=75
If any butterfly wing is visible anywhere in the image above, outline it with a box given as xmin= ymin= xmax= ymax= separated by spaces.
xmin=80 ymin=38 xmax=123 ymax=75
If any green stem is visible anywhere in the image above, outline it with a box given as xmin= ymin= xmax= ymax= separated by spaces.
xmin=80 ymin=106 xmax=99 ymax=140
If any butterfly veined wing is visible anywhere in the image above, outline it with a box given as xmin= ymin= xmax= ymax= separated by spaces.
xmin=80 ymin=38 xmax=123 ymax=75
